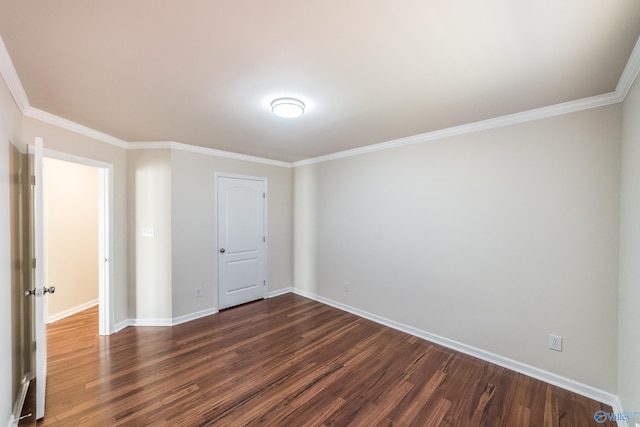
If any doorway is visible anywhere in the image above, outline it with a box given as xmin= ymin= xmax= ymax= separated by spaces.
xmin=43 ymin=150 xmax=113 ymax=336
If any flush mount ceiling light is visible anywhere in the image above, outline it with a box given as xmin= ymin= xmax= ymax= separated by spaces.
xmin=271 ymin=98 xmax=305 ymax=118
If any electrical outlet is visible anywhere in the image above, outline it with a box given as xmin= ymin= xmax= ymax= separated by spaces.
xmin=548 ymin=334 xmax=562 ymax=352
xmin=344 ymin=281 xmax=350 ymax=292
xmin=195 ymin=287 xmax=202 ymax=298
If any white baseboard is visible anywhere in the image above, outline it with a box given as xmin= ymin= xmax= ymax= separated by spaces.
xmin=171 ymin=307 xmax=218 ymax=326
xmin=47 ymin=299 xmax=98 ymax=324
xmin=609 ymin=396 xmax=628 ymax=427
xmin=9 ymin=374 xmax=30 ymax=427
xmin=112 ymin=318 xmax=131 ymax=333
xmin=292 ymin=288 xmax=620 ymax=410
xmin=113 ymin=307 xmax=219 ymax=332
xmin=109 ymin=287 xmax=291 ymax=333
xmin=130 ymin=318 xmax=173 ymax=327
xmin=268 ymin=287 xmax=294 ymax=298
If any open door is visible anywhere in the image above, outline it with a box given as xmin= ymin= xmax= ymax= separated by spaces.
xmin=9 ymin=141 xmax=36 ymax=426
xmin=27 ymin=137 xmax=54 ymax=420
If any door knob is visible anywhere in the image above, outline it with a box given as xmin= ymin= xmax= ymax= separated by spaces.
xmin=44 ymin=286 xmax=55 ymax=294
xmin=24 ymin=289 xmax=35 ymax=297
xmin=219 ymin=248 xmax=226 ymax=253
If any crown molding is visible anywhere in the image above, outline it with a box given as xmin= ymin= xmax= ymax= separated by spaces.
xmin=294 ymin=35 xmax=640 ymax=167
xmin=293 ymin=91 xmax=622 ymax=167
xmin=0 ymin=35 xmax=29 ymax=114
xmin=616 ymin=35 xmax=640 ymax=101
xmin=3 ymin=30 xmax=640 ymax=169
xmin=25 ymin=107 xmax=129 ymax=149
xmin=129 ymin=141 xmax=292 ymax=168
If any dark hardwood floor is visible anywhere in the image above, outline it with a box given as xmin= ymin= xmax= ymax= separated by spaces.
xmin=41 ymin=293 xmax=613 ymax=426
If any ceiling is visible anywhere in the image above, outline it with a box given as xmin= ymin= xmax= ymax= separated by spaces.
xmin=1 ymin=1 xmax=639 ymax=162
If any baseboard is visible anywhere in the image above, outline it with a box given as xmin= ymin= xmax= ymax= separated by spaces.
xmin=292 ymin=288 xmax=620 ymax=410
xmin=172 ymin=307 xmax=218 ymax=326
xmin=109 ymin=288 xmax=291 ymax=333
xmin=113 ymin=307 xmax=220 ymax=331
xmin=112 ymin=319 xmax=131 ymax=334
xmin=130 ymin=318 xmax=173 ymax=327
xmin=610 ymin=396 xmax=629 ymax=427
xmin=8 ymin=374 xmax=30 ymax=427
xmin=47 ymin=299 xmax=98 ymax=324
xmin=268 ymin=287 xmax=294 ymax=298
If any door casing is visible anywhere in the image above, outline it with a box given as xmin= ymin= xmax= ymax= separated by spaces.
xmin=42 ymin=149 xmax=115 ymax=336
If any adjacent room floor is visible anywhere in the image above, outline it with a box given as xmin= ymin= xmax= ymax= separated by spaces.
xmin=40 ymin=293 xmax=614 ymax=426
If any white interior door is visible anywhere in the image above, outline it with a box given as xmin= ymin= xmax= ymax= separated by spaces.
xmin=217 ymin=175 xmax=267 ymax=310
xmin=29 ymin=137 xmax=51 ymax=420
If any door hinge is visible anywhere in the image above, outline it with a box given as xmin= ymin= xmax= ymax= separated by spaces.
xmin=263 ymin=192 xmax=265 ymax=199
xmin=263 ymin=280 xmax=266 ymax=286
xmin=31 ymin=258 xmax=36 ymax=268
xmin=263 ymin=236 xmax=266 ymax=243
xmin=30 ymin=175 xmax=36 ymax=186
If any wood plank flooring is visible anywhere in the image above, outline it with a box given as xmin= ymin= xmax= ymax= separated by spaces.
xmin=41 ymin=293 xmax=614 ymax=426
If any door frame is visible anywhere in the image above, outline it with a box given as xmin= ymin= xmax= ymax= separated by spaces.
xmin=214 ymin=173 xmax=268 ymax=310
xmin=43 ymin=149 xmax=115 ymax=336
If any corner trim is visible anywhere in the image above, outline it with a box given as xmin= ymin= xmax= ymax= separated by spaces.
xmin=292 ymin=288 xmax=620 ymax=409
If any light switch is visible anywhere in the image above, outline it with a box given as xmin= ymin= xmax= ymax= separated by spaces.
xmin=142 ymin=227 xmax=155 ymax=237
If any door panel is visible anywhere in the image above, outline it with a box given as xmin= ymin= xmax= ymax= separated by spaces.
xmin=218 ymin=176 xmax=266 ymax=310
xmin=29 ymin=139 xmax=48 ymax=420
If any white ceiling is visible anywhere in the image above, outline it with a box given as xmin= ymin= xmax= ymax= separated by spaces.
xmin=1 ymin=1 xmax=639 ymax=162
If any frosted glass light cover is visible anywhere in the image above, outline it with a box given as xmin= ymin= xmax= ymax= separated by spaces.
xmin=271 ymin=98 xmax=305 ymax=118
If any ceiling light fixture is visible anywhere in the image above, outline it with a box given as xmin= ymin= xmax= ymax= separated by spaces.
xmin=271 ymin=98 xmax=305 ymax=118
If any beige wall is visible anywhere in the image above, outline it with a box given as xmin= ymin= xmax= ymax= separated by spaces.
xmin=170 ymin=149 xmax=293 ymax=318
xmin=127 ymin=149 xmax=173 ymax=321
xmin=127 ymin=147 xmax=294 ymax=321
xmin=1 ymin=74 xmax=25 ymax=423
xmin=295 ymin=104 xmax=622 ymax=393
xmin=619 ymin=75 xmax=640 ymax=411
xmin=44 ymin=158 xmax=99 ymax=320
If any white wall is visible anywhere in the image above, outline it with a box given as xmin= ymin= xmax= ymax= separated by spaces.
xmin=295 ymin=104 xmax=622 ymax=393
xmin=0 ymin=70 xmax=25 ymax=425
xmin=44 ymin=158 xmax=99 ymax=321
xmin=171 ymin=149 xmax=293 ymax=318
xmin=619 ymin=75 xmax=640 ymax=412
